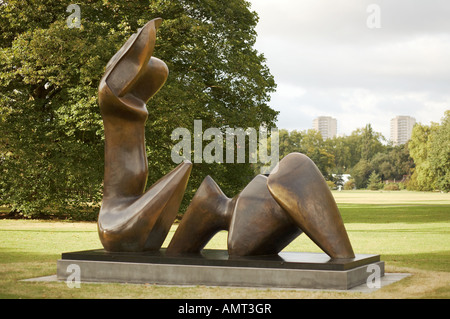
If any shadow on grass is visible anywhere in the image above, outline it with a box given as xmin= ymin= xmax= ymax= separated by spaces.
xmin=339 ymin=205 xmax=450 ymax=224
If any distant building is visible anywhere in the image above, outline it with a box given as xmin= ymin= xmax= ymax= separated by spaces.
xmin=313 ymin=116 xmax=337 ymax=140
xmin=390 ymin=116 xmax=416 ymax=146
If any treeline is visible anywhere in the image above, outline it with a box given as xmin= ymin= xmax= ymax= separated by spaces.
xmin=408 ymin=110 xmax=450 ymax=192
xmin=275 ymin=110 xmax=449 ymax=192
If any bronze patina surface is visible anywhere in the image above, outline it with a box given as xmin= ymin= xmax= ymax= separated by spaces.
xmin=227 ymin=174 xmax=302 ymax=256
xmin=166 ymin=175 xmax=234 ymax=255
xmin=167 ymin=175 xmax=302 ymax=257
xmin=267 ymin=153 xmax=355 ymax=259
xmin=97 ymin=18 xmax=192 ymax=252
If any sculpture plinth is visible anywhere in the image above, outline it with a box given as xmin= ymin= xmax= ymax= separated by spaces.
xmin=57 ymin=249 xmax=384 ymax=290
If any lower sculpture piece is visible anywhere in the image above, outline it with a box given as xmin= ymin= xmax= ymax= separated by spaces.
xmin=97 ymin=18 xmax=192 ymax=252
xmin=268 ymin=153 xmax=355 ymax=259
xmin=228 ymin=174 xmax=302 ymax=256
xmin=166 ymin=175 xmax=302 ymax=256
xmin=167 ymin=153 xmax=354 ymax=259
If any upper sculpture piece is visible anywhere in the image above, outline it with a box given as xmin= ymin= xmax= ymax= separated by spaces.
xmin=97 ymin=18 xmax=192 ymax=252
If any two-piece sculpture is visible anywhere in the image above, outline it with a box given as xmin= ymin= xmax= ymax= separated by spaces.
xmin=97 ymin=18 xmax=355 ymax=260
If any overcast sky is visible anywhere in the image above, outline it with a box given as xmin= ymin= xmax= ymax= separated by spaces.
xmin=248 ymin=0 xmax=450 ymax=139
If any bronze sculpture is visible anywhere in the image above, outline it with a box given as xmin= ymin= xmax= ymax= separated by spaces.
xmin=97 ymin=18 xmax=192 ymax=252
xmin=96 ymin=18 xmax=354 ymax=259
xmin=166 ymin=174 xmax=302 ymax=256
xmin=168 ymin=154 xmax=354 ymax=259
xmin=268 ymin=153 xmax=355 ymax=259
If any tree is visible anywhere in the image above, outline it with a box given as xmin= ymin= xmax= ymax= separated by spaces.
xmin=300 ymin=129 xmax=335 ymax=178
xmin=357 ymin=124 xmax=385 ymax=161
xmin=329 ymin=135 xmax=352 ymax=172
xmin=388 ymin=143 xmax=414 ymax=181
xmin=408 ymin=122 xmax=439 ymax=191
xmin=328 ymin=125 xmax=385 ymax=174
xmin=428 ymin=111 xmax=450 ymax=192
xmin=0 ymin=0 xmax=277 ymax=217
xmin=370 ymin=152 xmax=393 ymax=181
xmin=420 ymin=110 xmax=450 ymax=192
xmin=278 ymin=129 xmax=298 ymax=159
xmin=276 ymin=129 xmax=335 ymax=178
xmin=344 ymin=178 xmax=355 ymax=190
xmin=351 ymin=159 xmax=372 ymax=189
xmin=367 ymin=171 xmax=382 ymax=190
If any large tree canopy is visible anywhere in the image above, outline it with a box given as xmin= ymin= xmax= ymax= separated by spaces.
xmin=408 ymin=110 xmax=450 ymax=192
xmin=0 ymin=0 xmax=277 ymax=218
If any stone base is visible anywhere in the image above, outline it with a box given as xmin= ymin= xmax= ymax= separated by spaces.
xmin=57 ymin=249 xmax=384 ymax=290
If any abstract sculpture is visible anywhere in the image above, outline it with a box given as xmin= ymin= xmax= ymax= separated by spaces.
xmin=166 ymin=174 xmax=302 ymax=256
xmin=267 ymin=153 xmax=354 ymax=258
xmin=97 ymin=18 xmax=354 ymax=259
xmin=167 ymin=153 xmax=354 ymax=259
xmin=97 ymin=18 xmax=192 ymax=252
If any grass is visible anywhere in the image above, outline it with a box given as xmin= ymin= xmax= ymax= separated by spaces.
xmin=0 ymin=190 xmax=449 ymax=299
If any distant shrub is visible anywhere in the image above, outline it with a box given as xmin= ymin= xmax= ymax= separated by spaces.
xmin=384 ymin=183 xmax=400 ymax=191
xmin=368 ymin=183 xmax=384 ymax=190
xmin=326 ymin=181 xmax=336 ymax=189
xmin=344 ymin=179 xmax=355 ymax=190
xmin=368 ymin=171 xmax=383 ymax=190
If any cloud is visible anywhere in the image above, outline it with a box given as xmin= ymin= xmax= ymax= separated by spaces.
xmin=249 ymin=0 xmax=450 ymax=138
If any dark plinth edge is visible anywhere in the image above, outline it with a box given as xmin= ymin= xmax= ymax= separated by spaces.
xmin=61 ymin=249 xmax=380 ymax=271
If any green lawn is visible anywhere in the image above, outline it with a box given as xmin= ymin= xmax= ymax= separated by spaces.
xmin=0 ymin=190 xmax=449 ymax=298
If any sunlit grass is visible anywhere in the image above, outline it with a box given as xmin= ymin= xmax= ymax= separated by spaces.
xmin=1 ymin=190 xmax=449 ymax=298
